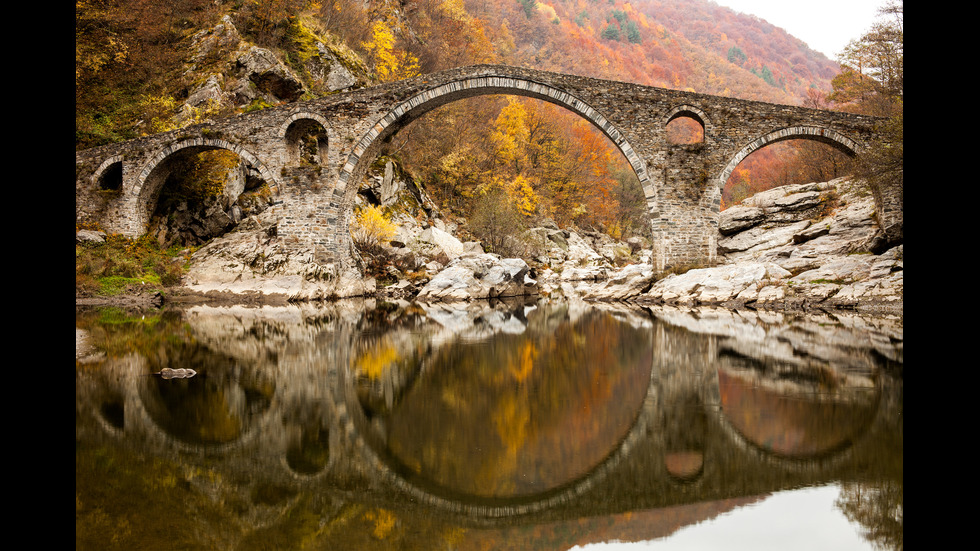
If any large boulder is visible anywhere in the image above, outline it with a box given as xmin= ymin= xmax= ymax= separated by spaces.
xmin=416 ymin=254 xmax=538 ymax=301
xmin=645 ymin=262 xmax=792 ymax=305
xmin=236 ymin=46 xmax=305 ymax=102
xmin=583 ymin=263 xmax=657 ymax=301
xmin=179 ymin=214 xmax=374 ymax=301
xmin=524 ymin=226 xmax=606 ymax=268
xmin=181 ymin=15 xmax=362 ymax=119
xmin=418 ymin=226 xmax=465 ymax=260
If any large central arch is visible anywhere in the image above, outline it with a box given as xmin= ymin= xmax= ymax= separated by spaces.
xmin=333 ymin=76 xmax=654 ymax=215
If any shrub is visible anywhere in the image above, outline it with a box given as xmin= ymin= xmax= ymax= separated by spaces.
xmin=351 ymin=204 xmax=397 ymax=253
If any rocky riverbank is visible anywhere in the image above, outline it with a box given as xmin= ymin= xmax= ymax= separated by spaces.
xmin=579 ymin=177 xmax=903 ymax=313
xmin=77 ymin=176 xmax=901 ymax=315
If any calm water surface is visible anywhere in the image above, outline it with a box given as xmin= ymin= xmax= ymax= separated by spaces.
xmin=76 ymin=299 xmax=902 ymax=550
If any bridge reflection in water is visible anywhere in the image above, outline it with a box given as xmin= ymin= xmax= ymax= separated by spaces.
xmin=75 ymin=300 xmax=902 ymax=550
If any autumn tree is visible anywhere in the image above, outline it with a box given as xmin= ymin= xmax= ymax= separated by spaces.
xmin=75 ymin=0 xmax=219 ymax=148
xmin=829 ymin=0 xmax=903 ymax=213
xmin=351 ymin=204 xmax=398 ymax=254
xmin=468 ymin=185 xmax=528 ymax=257
xmin=237 ymin=0 xmax=310 ymax=46
xmin=361 ymin=15 xmax=420 ymax=82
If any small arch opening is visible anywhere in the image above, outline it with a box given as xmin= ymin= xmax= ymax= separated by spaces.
xmin=285 ymin=118 xmax=328 ymax=166
xmin=722 ymin=140 xmax=853 ymax=210
xmin=97 ymin=161 xmax=123 ymax=192
xmin=666 ymin=114 xmax=704 ymax=145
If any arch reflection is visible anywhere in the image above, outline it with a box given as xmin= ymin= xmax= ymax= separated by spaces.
xmin=347 ymin=307 xmax=655 ymax=507
xmin=716 ymin=353 xmax=879 ymax=460
xmin=138 ymin=344 xmax=275 ymax=446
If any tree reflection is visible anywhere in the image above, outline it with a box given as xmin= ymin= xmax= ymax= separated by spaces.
xmin=368 ymin=310 xmax=654 ymax=499
xmin=836 ymin=481 xmax=903 ymax=550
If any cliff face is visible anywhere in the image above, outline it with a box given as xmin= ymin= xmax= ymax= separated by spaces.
xmin=177 ymin=15 xmax=365 ymax=126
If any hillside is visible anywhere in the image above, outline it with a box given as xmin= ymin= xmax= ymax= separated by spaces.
xmin=75 ymin=0 xmax=853 ymax=246
xmin=76 ymin=0 xmax=841 ymax=149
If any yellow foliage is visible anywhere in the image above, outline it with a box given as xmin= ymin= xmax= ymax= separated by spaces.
xmin=491 ymin=97 xmax=530 ymax=169
xmin=536 ymin=3 xmax=559 ymax=22
xmin=139 ymin=94 xmax=181 ymax=134
xmin=509 ymin=341 xmax=538 ymax=382
xmin=362 ymin=508 xmax=398 ymax=539
xmin=505 ymin=175 xmax=538 ymax=217
xmin=362 ymin=19 xmax=420 ymax=82
xmin=439 ymin=0 xmax=469 ymax=20
xmin=353 ymin=340 xmax=398 ymax=380
xmin=350 ymin=204 xmax=397 ymax=251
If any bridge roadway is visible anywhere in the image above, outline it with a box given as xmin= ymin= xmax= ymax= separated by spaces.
xmin=75 ymin=64 xmax=882 ymax=271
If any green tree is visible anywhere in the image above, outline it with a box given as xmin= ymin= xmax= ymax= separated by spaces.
xmin=727 ymin=45 xmax=747 ymax=65
xmin=601 ymin=24 xmax=620 ymax=41
xmin=626 ymin=21 xmax=642 ymax=44
xmin=517 ymin=0 xmax=536 ymax=19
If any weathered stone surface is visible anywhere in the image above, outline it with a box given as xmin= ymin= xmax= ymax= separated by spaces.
xmin=718 ymin=206 xmax=766 ymax=235
xmin=415 ymin=254 xmax=537 ymax=301
xmin=583 ymin=263 xmax=656 ymax=301
xmin=418 ymin=226 xmax=465 ymax=260
xmin=644 ymin=262 xmax=791 ymax=305
xmin=306 ymin=42 xmax=357 ymax=92
xmin=76 ymin=229 xmax=107 ymax=244
xmin=179 ymin=214 xmax=373 ymax=301
xmin=718 ymin=220 xmax=812 ymax=255
xmin=237 ymin=46 xmax=305 ymax=101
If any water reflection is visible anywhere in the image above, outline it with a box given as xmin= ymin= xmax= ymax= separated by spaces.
xmin=350 ymin=309 xmax=654 ymax=501
xmin=139 ymin=346 xmax=275 ymax=446
xmin=76 ymin=300 xmax=902 ymax=550
xmin=717 ymin=367 xmax=878 ymax=459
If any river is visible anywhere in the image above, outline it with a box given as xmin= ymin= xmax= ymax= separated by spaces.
xmin=75 ymin=298 xmax=903 ymax=550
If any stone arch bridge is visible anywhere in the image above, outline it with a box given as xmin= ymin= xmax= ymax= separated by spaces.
xmin=75 ymin=64 xmax=881 ymax=271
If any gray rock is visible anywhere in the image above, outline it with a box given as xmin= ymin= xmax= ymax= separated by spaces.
xmin=418 ymin=226 xmax=465 ymax=260
xmin=416 ymin=254 xmax=537 ymax=301
xmin=76 ymin=229 xmax=107 ymax=244
xmin=583 ymin=263 xmax=656 ymax=300
xmin=181 ymin=214 xmax=373 ymax=301
xmin=308 ymin=42 xmax=357 ymax=91
xmin=237 ymin=46 xmax=305 ymax=101
xmin=640 ymin=177 xmax=902 ymax=310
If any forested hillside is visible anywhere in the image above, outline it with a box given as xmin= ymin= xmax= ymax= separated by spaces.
xmin=76 ymin=0 xmax=894 ymax=242
xmin=76 ymin=0 xmax=841 ymax=144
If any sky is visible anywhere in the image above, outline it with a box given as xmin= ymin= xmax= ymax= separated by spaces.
xmin=569 ymin=485 xmax=875 ymax=551
xmin=710 ymin=0 xmax=886 ymax=60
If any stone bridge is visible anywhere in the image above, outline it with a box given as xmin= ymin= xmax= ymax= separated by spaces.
xmin=75 ymin=64 xmax=882 ymax=271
